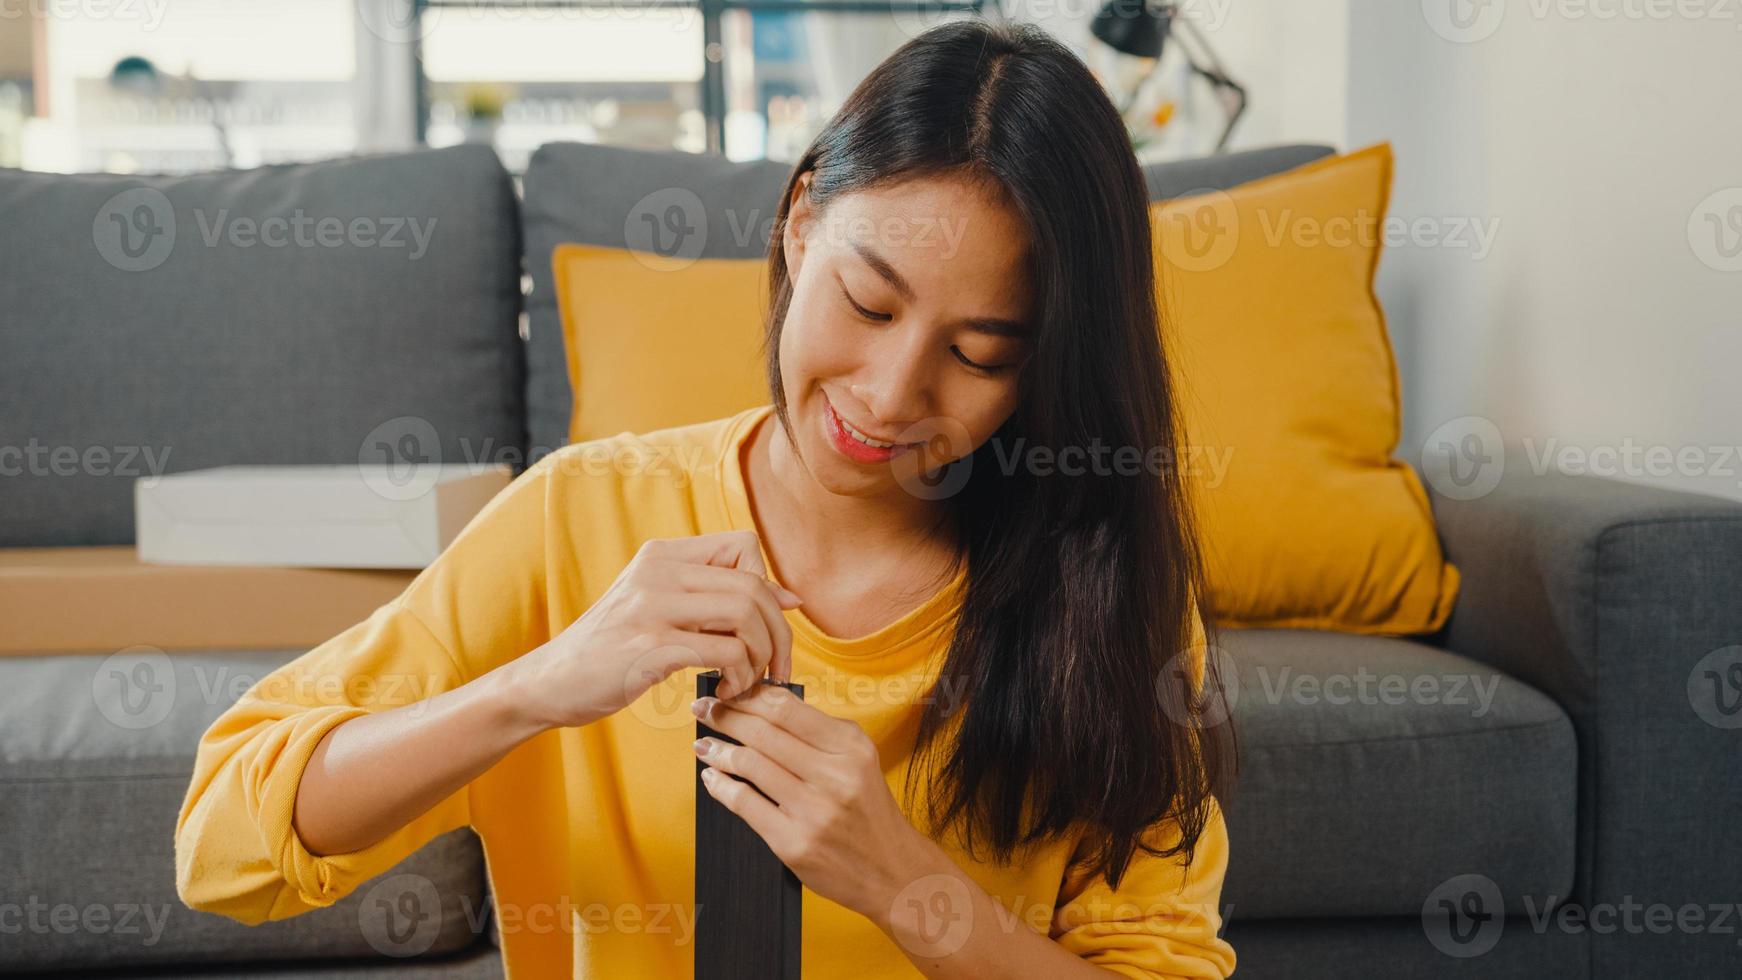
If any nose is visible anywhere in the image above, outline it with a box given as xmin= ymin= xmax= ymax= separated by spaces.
xmin=848 ymin=332 xmax=933 ymax=434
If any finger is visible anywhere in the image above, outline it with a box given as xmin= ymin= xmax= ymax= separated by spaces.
xmin=664 ymin=561 xmax=797 ymax=684
xmin=722 ymin=682 xmax=853 ymax=751
xmin=634 ymin=629 xmax=751 ymax=680
xmin=643 ymin=530 xmax=769 ymax=578
xmin=707 ymin=529 xmax=768 ymax=577
xmin=695 ymin=696 xmax=831 ymax=778
xmin=659 ymin=591 xmax=774 ymax=699
xmin=699 ymin=766 xmax=789 ymax=843
xmin=694 ymin=736 xmax=805 ymax=805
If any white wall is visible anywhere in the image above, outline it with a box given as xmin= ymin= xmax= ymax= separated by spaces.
xmin=1347 ymin=0 xmax=1742 ymax=500
xmin=1019 ymin=0 xmax=1352 ymax=155
xmin=1040 ymin=0 xmax=1742 ymax=501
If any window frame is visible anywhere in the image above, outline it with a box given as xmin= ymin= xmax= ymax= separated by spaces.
xmin=411 ymin=0 xmax=986 ymax=157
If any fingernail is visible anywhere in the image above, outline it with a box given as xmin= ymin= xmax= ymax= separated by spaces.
xmin=690 ymin=697 xmax=715 ymax=718
xmin=692 ymin=738 xmax=712 ymax=756
xmin=779 ymin=585 xmax=803 ymax=604
xmin=701 ymin=767 xmax=719 ymax=784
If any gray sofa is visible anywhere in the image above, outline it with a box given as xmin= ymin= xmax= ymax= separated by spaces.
xmin=1 ymin=143 xmax=1736 ymax=978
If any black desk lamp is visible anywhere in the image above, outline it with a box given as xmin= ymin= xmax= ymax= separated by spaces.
xmin=109 ymin=56 xmax=235 ymax=168
xmin=1090 ymin=0 xmax=1248 ymax=152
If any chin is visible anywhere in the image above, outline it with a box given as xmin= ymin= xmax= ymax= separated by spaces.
xmin=788 ymin=388 xmax=898 ymax=495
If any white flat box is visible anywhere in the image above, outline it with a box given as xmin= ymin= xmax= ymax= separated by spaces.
xmin=136 ymin=464 xmax=512 ymax=568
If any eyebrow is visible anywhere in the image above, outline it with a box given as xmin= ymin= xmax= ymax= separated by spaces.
xmin=850 ymin=240 xmax=1031 ymax=341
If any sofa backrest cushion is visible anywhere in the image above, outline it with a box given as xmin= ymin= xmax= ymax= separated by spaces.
xmin=0 ymin=146 xmax=525 ymax=548
xmin=520 ymin=142 xmax=790 ymax=459
xmin=519 ymin=142 xmax=1333 ymax=460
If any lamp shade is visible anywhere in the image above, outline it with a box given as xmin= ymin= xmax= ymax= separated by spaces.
xmin=1090 ymin=0 xmax=1173 ymax=60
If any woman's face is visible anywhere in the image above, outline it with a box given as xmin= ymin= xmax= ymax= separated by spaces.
xmin=778 ymin=172 xmax=1035 ymax=500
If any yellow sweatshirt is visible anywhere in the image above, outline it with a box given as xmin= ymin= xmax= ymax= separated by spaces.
xmin=174 ymin=404 xmax=1237 ymax=979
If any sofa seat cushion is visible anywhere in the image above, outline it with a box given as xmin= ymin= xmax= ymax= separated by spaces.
xmin=1218 ymin=629 xmax=1577 ymax=918
xmin=28 ymin=943 xmax=506 ymax=979
xmin=0 ymin=651 xmax=491 ymax=973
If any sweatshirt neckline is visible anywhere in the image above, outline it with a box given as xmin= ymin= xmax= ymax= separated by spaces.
xmin=715 ymin=404 xmax=966 ymax=664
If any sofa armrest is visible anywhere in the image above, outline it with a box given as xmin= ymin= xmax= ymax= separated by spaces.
xmin=1424 ymin=454 xmax=1742 ymax=975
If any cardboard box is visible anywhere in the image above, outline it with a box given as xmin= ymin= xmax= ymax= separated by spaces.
xmin=136 ymin=464 xmax=510 ymax=568
xmin=0 ymin=547 xmax=416 ymax=654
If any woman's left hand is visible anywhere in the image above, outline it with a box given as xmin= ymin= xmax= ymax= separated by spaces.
xmin=691 ymin=683 xmax=1131 ymax=979
xmin=690 ymin=683 xmax=939 ymax=924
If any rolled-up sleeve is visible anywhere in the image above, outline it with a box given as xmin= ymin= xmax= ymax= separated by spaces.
xmin=1051 ymin=799 xmax=1238 ymax=979
xmin=172 ymin=602 xmax=472 ymax=922
xmin=174 ymin=455 xmax=562 ymax=924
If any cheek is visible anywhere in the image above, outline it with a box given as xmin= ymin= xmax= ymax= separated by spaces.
xmin=962 ymin=384 xmax=1021 ymax=449
xmin=780 ymin=282 xmax=858 ymax=382
xmin=925 ymin=376 xmax=1019 ymax=466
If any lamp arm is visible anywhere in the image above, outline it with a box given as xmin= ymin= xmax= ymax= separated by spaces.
xmin=1163 ymin=3 xmax=1248 ymax=151
xmin=186 ymin=73 xmax=235 ymax=169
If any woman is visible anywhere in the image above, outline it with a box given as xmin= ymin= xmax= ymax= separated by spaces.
xmin=176 ymin=20 xmax=1237 ymax=979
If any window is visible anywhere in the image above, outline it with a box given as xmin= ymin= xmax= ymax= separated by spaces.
xmin=17 ymin=0 xmax=357 ymax=174
xmin=414 ymin=0 xmax=985 ymax=168
xmin=3 ymin=0 xmax=985 ymax=174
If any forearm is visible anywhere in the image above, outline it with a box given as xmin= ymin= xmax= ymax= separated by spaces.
xmin=292 ymin=661 xmax=547 ymax=856
xmin=876 ymin=834 xmax=1113 ymax=979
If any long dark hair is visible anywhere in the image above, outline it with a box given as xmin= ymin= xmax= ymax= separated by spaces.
xmin=761 ymin=20 xmax=1235 ymax=888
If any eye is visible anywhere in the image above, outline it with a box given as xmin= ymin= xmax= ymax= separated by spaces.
xmin=951 ymin=346 xmax=1010 ymax=374
xmin=838 ymin=285 xmax=890 ymax=322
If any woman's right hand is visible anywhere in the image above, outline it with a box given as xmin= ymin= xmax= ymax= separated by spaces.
xmin=508 ymin=530 xmax=803 ymax=732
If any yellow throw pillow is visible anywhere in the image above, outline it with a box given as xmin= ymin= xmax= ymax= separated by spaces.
xmin=551 ymin=144 xmax=1459 ymax=634
xmin=1152 ymin=143 xmax=1457 ymax=633
xmin=551 ymin=243 xmax=770 ymax=445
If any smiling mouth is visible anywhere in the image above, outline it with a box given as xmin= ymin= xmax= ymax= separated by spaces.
xmin=822 ymin=395 xmax=920 ymax=463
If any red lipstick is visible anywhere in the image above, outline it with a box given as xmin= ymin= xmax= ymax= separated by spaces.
xmin=822 ymin=397 xmax=916 ymax=464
